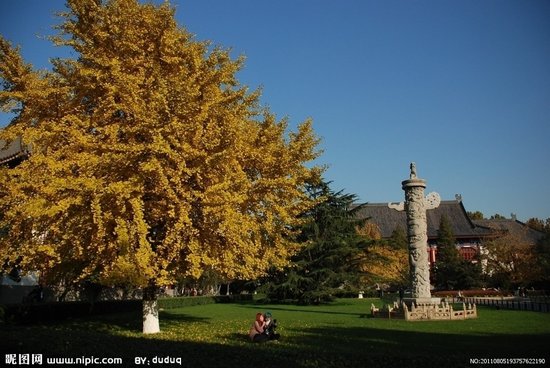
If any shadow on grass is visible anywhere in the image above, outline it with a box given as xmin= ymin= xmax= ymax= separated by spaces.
xmin=45 ymin=309 xmax=211 ymax=334
xmin=158 ymin=310 xmax=211 ymax=324
xmin=237 ymin=304 xmax=366 ymax=317
xmin=2 ymin=317 xmax=548 ymax=368
xmin=284 ymin=325 xmax=549 ymax=357
xmin=0 ymin=324 xmax=298 ymax=368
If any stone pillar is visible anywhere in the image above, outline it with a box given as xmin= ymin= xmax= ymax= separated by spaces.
xmin=402 ymin=176 xmax=431 ymax=300
xmin=389 ymin=163 xmax=441 ymax=305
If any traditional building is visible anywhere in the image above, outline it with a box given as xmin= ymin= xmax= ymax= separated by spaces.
xmin=0 ymin=137 xmax=31 ymax=167
xmin=0 ymin=137 xmax=36 ymax=304
xmin=356 ymin=196 xmax=499 ymax=265
xmin=473 ymin=216 xmax=545 ymax=246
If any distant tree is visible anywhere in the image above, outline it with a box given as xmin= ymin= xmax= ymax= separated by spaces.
xmin=467 ymin=211 xmax=484 ymax=220
xmin=490 ymin=214 xmax=506 ymax=220
xmin=388 ymin=226 xmax=408 ymax=250
xmin=521 ymin=218 xmax=550 ymax=288
xmin=434 ymin=215 xmax=482 ymax=290
xmin=433 ymin=215 xmax=460 ymax=289
xmin=356 ymin=222 xmax=382 ymax=240
xmin=261 ymin=181 xmax=366 ymax=304
xmin=438 ymin=215 xmax=456 ymax=248
xmin=526 ymin=218 xmax=550 ymax=234
xmin=357 ymin=226 xmax=408 ymax=289
xmin=533 ymin=232 xmax=550 ymax=289
xmin=482 ymin=231 xmax=538 ymax=290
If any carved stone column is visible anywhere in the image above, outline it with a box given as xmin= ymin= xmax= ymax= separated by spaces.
xmin=403 ymin=177 xmax=431 ymax=300
xmin=389 ymin=163 xmax=440 ymax=305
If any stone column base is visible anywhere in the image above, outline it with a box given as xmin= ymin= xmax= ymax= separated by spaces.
xmin=370 ymin=300 xmax=478 ymax=321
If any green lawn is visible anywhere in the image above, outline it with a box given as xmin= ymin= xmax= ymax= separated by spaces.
xmin=1 ymin=298 xmax=549 ymax=367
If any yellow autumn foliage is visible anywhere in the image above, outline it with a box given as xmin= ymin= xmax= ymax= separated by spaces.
xmin=360 ymin=243 xmax=409 ymax=286
xmin=0 ymin=0 xmax=322 ymax=288
xmin=356 ymin=222 xmax=382 ymax=240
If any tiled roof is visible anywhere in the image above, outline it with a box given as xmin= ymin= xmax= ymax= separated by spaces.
xmin=356 ymin=200 xmax=496 ymax=240
xmin=0 ymin=137 xmax=30 ymax=165
xmin=474 ymin=219 xmax=545 ymax=245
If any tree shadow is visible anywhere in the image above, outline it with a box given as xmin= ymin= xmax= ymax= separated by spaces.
xmin=159 ymin=310 xmax=211 ymax=324
xmin=276 ymin=325 xmax=550 ymax=367
xmin=225 ymin=332 xmax=252 ymax=343
xmin=77 ymin=309 xmax=144 ymax=332
xmin=237 ymin=304 xmax=365 ymax=317
xmin=1 ymin=325 xmax=297 ymax=368
xmin=2 ymin=314 xmax=549 ymax=368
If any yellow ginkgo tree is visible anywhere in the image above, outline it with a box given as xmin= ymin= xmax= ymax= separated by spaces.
xmin=356 ymin=224 xmax=409 ymax=288
xmin=0 ymin=0 xmax=321 ymax=333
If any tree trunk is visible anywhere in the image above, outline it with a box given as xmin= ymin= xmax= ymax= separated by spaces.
xmin=142 ymin=285 xmax=160 ymax=334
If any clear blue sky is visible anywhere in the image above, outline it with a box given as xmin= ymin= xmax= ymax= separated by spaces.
xmin=1 ymin=0 xmax=549 ymax=221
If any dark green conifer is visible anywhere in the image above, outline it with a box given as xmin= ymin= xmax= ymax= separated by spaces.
xmin=434 ymin=215 xmax=482 ymax=290
xmin=262 ymin=180 xmax=366 ymax=304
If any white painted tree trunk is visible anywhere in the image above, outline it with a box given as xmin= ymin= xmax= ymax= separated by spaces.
xmin=143 ymin=298 xmax=160 ymax=334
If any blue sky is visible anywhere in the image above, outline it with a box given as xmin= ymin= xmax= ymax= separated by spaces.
xmin=1 ymin=0 xmax=549 ymax=221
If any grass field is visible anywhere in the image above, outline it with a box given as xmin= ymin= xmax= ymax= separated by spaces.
xmin=1 ymin=298 xmax=549 ymax=367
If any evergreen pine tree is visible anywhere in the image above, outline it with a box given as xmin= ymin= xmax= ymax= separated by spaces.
xmin=434 ymin=215 xmax=482 ymax=290
xmin=262 ymin=181 xmax=366 ymax=304
xmin=438 ymin=215 xmax=457 ymax=248
xmin=389 ymin=227 xmax=407 ymax=250
xmin=434 ymin=215 xmax=461 ymax=289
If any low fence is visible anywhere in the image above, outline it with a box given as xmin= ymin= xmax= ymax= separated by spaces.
xmin=462 ymin=297 xmax=550 ymax=313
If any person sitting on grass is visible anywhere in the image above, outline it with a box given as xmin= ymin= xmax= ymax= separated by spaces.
xmin=263 ymin=311 xmax=280 ymax=341
xmin=249 ymin=312 xmax=269 ymax=343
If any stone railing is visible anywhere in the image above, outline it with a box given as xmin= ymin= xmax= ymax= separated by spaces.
xmin=371 ymin=300 xmax=477 ymax=321
xmin=403 ymin=301 xmax=477 ymax=321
